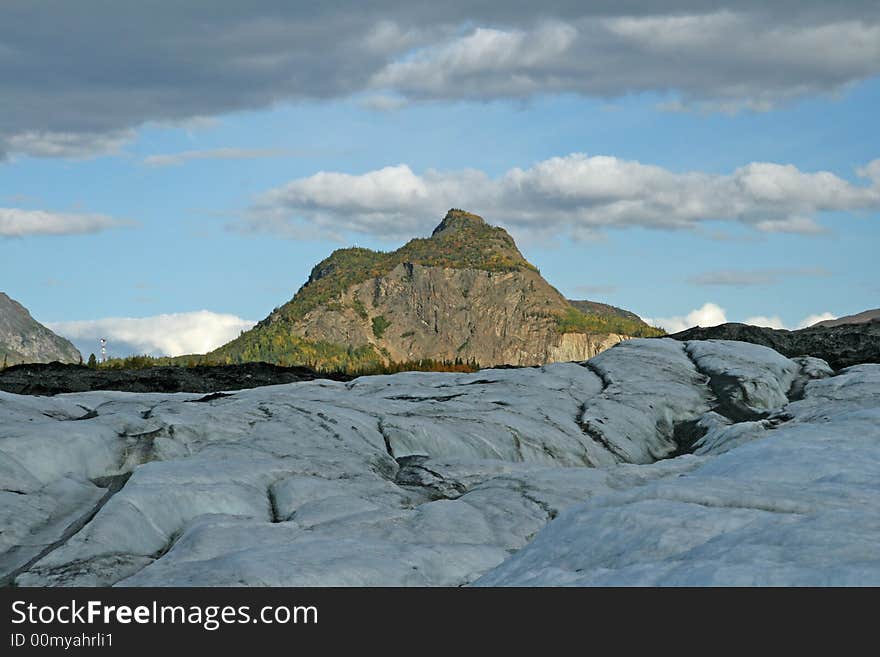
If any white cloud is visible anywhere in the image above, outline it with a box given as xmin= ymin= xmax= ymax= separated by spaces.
xmin=247 ymin=164 xmax=465 ymax=240
xmin=797 ymin=312 xmax=837 ymax=329
xmin=371 ymin=22 xmax=579 ymax=98
xmin=3 ymin=130 xmax=135 ymax=160
xmin=743 ymin=315 xmax=787 ymax=330
xmin=643 ymin=304 xmax=839 ymax=333
xmin=48 ymin=311 xmax=256 ymax=358
xmin=368 ymin=13 xmax=880 ymax=110
xmin=642 ymin=302 xmax=728 ymax=334
xmin=0 ymin=208 xmax=133 ymax=237
xmin=244 ymin=154 xmax=880 ymax=241
xmin=142 ymin=148 xmax=292 ymax=167
xmin=753 ymin=217 xmax=827 ymax=234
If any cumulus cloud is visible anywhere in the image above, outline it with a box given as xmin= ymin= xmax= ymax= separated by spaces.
xmin=1 ymin=3 xmax=878 ymax=155
xmin=797 ymin=312 xmax=837 ymax=329
xmin=142 ymin=148 xmax=293 ymax=167
xmin=742 ymin=315 xmax=787 ymax=330
xmin=245 ymin=164 xmax=460 ymax=240
xmin=689 ymin=267 xmax=830 ymax=287
xmin=644 ymin=303 xmax=838 ymax=333
xmin=48 ymin=311 xmax=256 ymax=358
xmin=243 ymin=155 xmax=880 ymax=240
xmin=643 ymin=302 xmax=729 ymax=334
xmin=0 ymin=208 xmax=133 ymax=237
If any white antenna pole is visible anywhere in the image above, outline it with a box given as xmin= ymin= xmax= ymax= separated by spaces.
xmin=101 ymin=338 xmax=107 ymax=363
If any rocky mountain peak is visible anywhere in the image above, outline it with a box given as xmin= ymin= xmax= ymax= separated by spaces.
xmin=212 ymin=210 xmax=661 ymax=369
xmin=431 ymin=209 xmax=489 ymax=237
xmin=0 ymin=292 xmax=82 ymax=365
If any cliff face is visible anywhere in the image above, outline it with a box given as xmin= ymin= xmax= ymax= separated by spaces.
xmin=214 ymin=210 xmax=658 ymax=368
xmin=292 ymin=263 xmax=627 ymax=366
xmin=548 ymin=332 xmax=627 ymax=363
xmin=0 ymin=292 xmax=81 ymax=365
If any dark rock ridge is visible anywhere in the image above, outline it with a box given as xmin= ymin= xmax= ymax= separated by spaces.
xmin=667 ymin=320 xmax=880 ymax=370
xmin=813 ymin=308 xmax=880 ymax=327
xmin=0 ymin=361 xmax=351 ymax=396
xmin=0 ymin=292 xmax=81 ymax=365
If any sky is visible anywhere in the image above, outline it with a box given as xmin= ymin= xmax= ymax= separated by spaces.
xmin=1 ymin=2 xmax=878 ymax=358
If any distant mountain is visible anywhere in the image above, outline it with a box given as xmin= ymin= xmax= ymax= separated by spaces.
xmin=212 ymin=209 xmax=661 ymax=369
xmin=812 ymin=309 xmax=880 ymax=327
xmin=567 ymin=299 xmax=644 ymax=323
xmin=0 ymin=293 xmax=82 ymax=366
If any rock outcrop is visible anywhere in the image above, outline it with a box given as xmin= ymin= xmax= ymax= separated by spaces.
xmin=666 ymin=320 xmax=880 ymax=369
xmin=282 ymin=263 xmax=631 ymax=365
xmin=211 ymin=210 xmax=659 ymax=368
xmin=0 ymin=361 xmax=350 ymax=396
xmin=813 ymin=308 xmax=880 ymax=327
xmin=2 ymin=338 xmax=878 ymax=587
xmin=0 ymin=292 xmax=81 ymax=366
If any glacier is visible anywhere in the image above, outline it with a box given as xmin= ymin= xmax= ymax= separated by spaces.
xmin=1 ymin=338 xmax=877 ymax=587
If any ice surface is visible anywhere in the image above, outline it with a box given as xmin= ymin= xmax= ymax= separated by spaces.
xmin=2 ymin=340 xmax=877 ymax=586
xmin=476 ymin=364 xmax=880 ymax=586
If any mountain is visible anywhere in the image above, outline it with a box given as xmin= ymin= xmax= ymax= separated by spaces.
xmin=212 ymin=209 xmax=661 ymax=369
xmin=0 ymin=292 xmax=82 ymax=366
xmin=567 ymin=299 xmax=644 ymax=323
xmin=666 ymin=320 xmax=880 ymax=369
xmin=812 ymin=308 xmax=880 ymax=327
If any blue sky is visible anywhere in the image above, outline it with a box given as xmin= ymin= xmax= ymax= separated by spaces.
xmin=1 ymin=3 xmax=878 ymax=358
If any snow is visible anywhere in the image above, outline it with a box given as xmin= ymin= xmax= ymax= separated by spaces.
xmin=1 ymin=339 xmax=878 ymax=587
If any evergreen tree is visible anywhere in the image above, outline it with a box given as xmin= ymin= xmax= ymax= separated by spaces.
xmin=87 ymin=353 xmax=97 ymax=368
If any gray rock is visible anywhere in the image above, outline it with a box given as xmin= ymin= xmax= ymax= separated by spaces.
xmin=0 ymin=292 xmax=81 ymax=365
xmin=666 ymin=320 xmax=880 ymax=370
